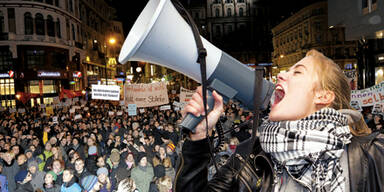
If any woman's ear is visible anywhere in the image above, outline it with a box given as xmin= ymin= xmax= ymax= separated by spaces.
xmin=314 ymin=90 xmax=335 ymax=106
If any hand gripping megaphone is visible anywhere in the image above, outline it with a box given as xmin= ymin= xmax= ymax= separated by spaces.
xmin=119 ymin=0 xmax=275 ymax=133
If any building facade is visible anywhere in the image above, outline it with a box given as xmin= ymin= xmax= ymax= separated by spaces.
xmin=272 ymin=1 xmax=357 ymax=87
xmin=0 ymin=0 xmax=118 ymax=107
xmin=329 ymin=0 xmax=384 ymax=88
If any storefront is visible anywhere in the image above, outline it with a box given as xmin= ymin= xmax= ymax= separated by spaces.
xmin=0 ymin=72 xmax=15 ymax=107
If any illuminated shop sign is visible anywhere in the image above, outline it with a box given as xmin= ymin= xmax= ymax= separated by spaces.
xmin=38 ymin=71 xmax=61 ymax=77
xmin=73 ymin=72 xmax=82 ymax=78
xmin=0 ymin=73 xmax=10 ymax=78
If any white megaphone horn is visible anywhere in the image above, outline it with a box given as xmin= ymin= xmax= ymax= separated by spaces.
xmin=119 ymin=0 xmax=275 ymax=132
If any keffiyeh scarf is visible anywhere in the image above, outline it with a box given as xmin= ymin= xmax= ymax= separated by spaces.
xmin=259 ymin=108 xmax=352 ymax=192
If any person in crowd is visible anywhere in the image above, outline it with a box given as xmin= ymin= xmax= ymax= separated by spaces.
xmin=156 ymin=176 xmax=173 ymax=192
xmin=37 ymin=143 xmax=53 ymax=172
xmin=367 ymin=114 xmax=384 ymax=132
xmin=51 ymin=159 xmax=64 ymax=186
xmin=131 ymin=152 xmax=154 ymax=192
xmin=80 ymin=175 xmax=98 ymax=192
xmin=163 ymin=157 xmax=175 ymax=180
xmin=14 ymin=170 xmax=33 ymax=192
xmin=17 ymin=154 xmax=28 ymax=171
xmin=96 ymin=167 xmax=113 ymax=192
xmin=61 ymin=168 xmax=82 ymax=192
xmin=28 ymin=160 xmax=45 ymax=191
xmin=74 ymin=158 xmax=91 ymax=182
xmin=175 ymin=49 xmax=384 ymax=191
xmin=116 ymin=178 xmax=138 ymax=192
xmin=2 ymin=152 xmax=19 ymax=192
xmin=43 ymin=171 xmax=60 ymax=192
xmin=43 ymin=146 xmax=63 ymax=172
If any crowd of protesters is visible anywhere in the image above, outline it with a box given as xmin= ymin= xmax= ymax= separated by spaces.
xmin=0 ymin=97 xmax=255 ymax=192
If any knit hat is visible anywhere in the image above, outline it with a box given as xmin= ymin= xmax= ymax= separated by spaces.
xmin=88 ymin=146 xmax=97 ymax=156
xmin=136 ymin=152 xmax=147 ymax=163
xmin=167 ymin=142 xmax=176 ymax=152
xmin=153 ymin=165 xmax=165 ymax=178
xmin=81 ymin=175 xmax=98 ymax=191
xmin=27 ymin=160 xmax=38 ymax=169
xmin=47 ymin=171 xmax=57 ymax=181
xmin=14 ymin=170 xmax=28 ymax=183
xmin=110 ymin=150 xmax=120 ymax=164
xmin=96 ymin=167 xmax=109 ymax=176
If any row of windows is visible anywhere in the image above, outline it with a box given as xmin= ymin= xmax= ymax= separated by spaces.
xmin=214 ymin=7 xmax=244 ymax=17
xmin=213 ymin=0 xmax=245 ymax=4
xmin=23 ymin=0 xmax=75 ymax=13
xmin=24 ymin=12 xmax=61 ymax=37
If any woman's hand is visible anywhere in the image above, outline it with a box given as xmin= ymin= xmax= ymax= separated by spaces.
xmin=181 ymin=87 xmax=224 ymax=141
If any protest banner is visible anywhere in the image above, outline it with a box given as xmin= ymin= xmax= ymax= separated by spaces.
xmin=180 ymin=87 xmax=194 ymax=104
xmin=124 ymin=82 xmax=169 ymax=107
xmin=351 ymin=81 xmax=384 ymax=107
xmin=160 ymin=105 xmax=171 ymax=111
xmin=46 ymin=106 xmax=54 ymax=116
xmin=92 ymin=85 xmax=120 ymax=101
xmin=128 ymin=104 xmax=137 ymax=116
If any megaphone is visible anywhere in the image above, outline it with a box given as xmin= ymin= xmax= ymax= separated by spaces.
xmin=119 ymin=0 xmax=275 ymax=132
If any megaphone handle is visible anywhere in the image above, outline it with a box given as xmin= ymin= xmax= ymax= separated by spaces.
xmin=180 ymin=90 xmax=215 ymax=133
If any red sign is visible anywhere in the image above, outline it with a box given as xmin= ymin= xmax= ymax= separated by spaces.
xmin=8 ymin=70 xmax=14 ymax=78
xmin=73 ymin=72 xmax=82 ymax=78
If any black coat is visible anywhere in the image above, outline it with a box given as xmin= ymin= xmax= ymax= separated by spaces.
xmin=175 ymin=132 xmax=384 ymax=192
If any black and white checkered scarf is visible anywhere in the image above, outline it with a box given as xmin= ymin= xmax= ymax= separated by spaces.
xmin=259 ymin=108 xmax=352 ymax=192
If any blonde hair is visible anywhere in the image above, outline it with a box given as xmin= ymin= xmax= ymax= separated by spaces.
xmin=156 ymin=176 xmax=172 ymax=192
xmin=306 ymin=49 xmax=371 ymax=136
xmin=163 ymin=157 xmax=172 ymax=168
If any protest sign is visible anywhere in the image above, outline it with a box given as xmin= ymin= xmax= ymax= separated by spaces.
xmin=52 ymin=116 xmax=58 ymax=124
xmin=53 ymin=97 xmax=60 ymax=104
xmin=40 ymin=104 xmax=46 ymax=108
xmin=9 ymin=108 xmax=16 ymax=113
xmin=139 ymin=108 xmax=145 ymax=113
xmin=116 ymin=111 xmax=123 ymax=116
xmin=92 ymin=85 xmax=120 ymax=101
xmin=46 ymin=106 xmax=54 ymax=116
xmin=351 ymin=81 xmax=384 ymax=107
xmin=73 ymin=97 xmax=79 ymax=102
xmin=69 ymin=108 xmax=75 ymax=114
xmin=124 ymin=82 xmax=169 ymax=107
xmin=109 ymin=111 xmax=115 ymax=116
xmin=18 ymin=108 xmax=26 ymax=113
xmin=128 ymin=104 xmax=137 ymax=116
xmin=120 ymin=101 xmax=125 ymax=106
xmin=180 ymin=87 xmax=194 ymax=104
xmin=160 ymin=105 xmax=171 ymax=111
xmin=74 ymin=114 xmax=82 ymax=120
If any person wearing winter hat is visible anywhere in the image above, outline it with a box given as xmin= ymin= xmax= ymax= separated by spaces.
xmin=81 ymin=175 xmax=98 ymax=192
xmin=14 ymin=170 xmax=34 ymax=191
xmin=96 ymin=167 xmax=113 ymax=192
xmin=131 ymin=152 xmax=154 ymax=192
xmin=43 ymin=171 xmax=60 ymax=192
xmin=28 ymin=160 xmax=45 ymax=191
xmin=149 ymin=164 xmax=165 ymax=192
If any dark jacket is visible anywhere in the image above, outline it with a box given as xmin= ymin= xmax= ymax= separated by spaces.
xmin=175 ymin=132 xmax=384 ymax=192
xmin=15 ymin=182 xmax=34 ymax=192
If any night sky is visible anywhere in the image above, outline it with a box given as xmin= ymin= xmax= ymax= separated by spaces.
xmin=111 ymin=0 xmax=323 ymax=36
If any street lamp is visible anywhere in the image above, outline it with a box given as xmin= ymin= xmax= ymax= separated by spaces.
xmin=109 ymin=38 xmax=116 ymax=45
xmin=106 ymin=37 xmax=117 ymax=85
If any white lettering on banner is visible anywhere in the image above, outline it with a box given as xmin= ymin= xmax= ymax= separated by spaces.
xmin=160 ymin=105 xmax=171 ymax=111
xmin=351 ymin=81 xmax=384 ymax=107
xmin=180 ymin=87 xmax=194 ymax=104
xmin=92 ymin=85 xmax=120 ymax=101
xmin=124 ymin=82 xmax=169 ymax=107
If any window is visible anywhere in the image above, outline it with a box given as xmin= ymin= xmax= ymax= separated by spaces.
xmin=47 ymin=15 xmax=55 ymax=37
xmin=26 ymin=50 xmax=45 ymax=69
xmin=215 ymin=25 xmax=221 ymax=36
xmin=24 ymin=12 xmax=34 ymax=35
xmin=0 ymin=11 xmax=4 ymax=33
xmin=0 ymin=49 xmax=12 ymax=71
xmin=0 ymin=79 xmax=15 ymax=95
xmin=43 ymin=80 xmax=56 ymax=93
xmin=71 ymin=24 xmax=76 ymax=41
xmin=225 ymin=0 xmax=232 ymax=3
xmin=238 ymin=0 xmax=244 ymax=2
xmin=29 ymin=80 xmax=40 ymax=94
xmin=215 ymin=8 xmax=220 ymax=17
xmin=46 ymin=0 xmax=53 ymax=5
xmin=362 ymin=0 xmax=377 ymax=14
xmin=227 ymin=8 xmax=232 ymax=17
xmin=69 ymin=0 xmax=73 ymax=12
xmin=239 ymin=8 xmax=244 ymax=16
xmin=35 ymin=13 xmax=45 ymax=35
xmin=55 ymin=0 xmax=59 ymax=7
xmin=56 ymin=19 xmax=61 ymax=38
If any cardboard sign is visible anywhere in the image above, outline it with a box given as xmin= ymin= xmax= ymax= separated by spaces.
xmin=128 ymin=104 xmax=137 ymax=116
xmin=160 ymin=105 xmax=171 ymax=111
xmin=74 ymin=114 xmax=82 ymax=120
xmin=124 ymin=82 xmax=169 ymax=107
xmin=92 ymin=85 xmax=120 ymax=101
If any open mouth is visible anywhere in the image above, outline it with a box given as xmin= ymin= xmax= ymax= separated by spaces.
xmin=272 ymin=85 xmax=285 ymax=107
